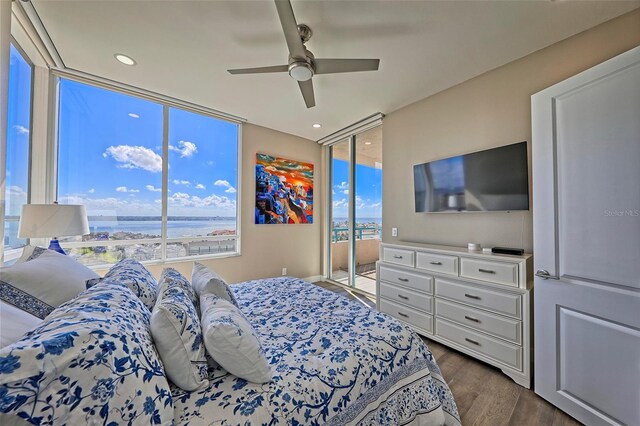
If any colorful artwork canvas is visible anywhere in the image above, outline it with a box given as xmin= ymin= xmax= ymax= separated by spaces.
xmin=255 ymin=153 xmax=313 ymax=224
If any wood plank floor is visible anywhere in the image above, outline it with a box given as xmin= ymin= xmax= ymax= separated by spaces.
xmin=314 ymin=281 xmax=583 ymax=426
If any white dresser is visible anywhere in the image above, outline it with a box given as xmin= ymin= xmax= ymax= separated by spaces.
xmin=376 ymin=242 xmax=533 ymax=388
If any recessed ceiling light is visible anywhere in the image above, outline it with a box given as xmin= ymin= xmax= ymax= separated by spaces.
xmin=114 ymin=54 xmax=136 ymax=66
xmin=128 ymin=113 xmax=140 ymax=119
xmin=365 ymin=142 xmax=372 ymax=145
xmin=312 ymin=123 xmax=321 ymax=128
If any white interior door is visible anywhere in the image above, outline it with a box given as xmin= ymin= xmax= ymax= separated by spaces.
xmin=532 ymin=46 xmax=640 ymax=426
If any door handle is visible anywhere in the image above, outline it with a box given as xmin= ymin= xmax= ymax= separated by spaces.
xmin=535 ymin=269 xmax=560 ymax=280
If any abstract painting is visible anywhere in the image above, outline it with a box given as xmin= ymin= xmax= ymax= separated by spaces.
xmin=255 ymin=153 xmax=313 ymax=224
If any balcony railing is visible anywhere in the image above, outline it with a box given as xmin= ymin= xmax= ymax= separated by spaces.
xmin=331 ymin=226 xmax=381 ymax=242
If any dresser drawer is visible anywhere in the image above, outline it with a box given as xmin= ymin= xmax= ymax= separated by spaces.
xmin=435 ymin=318 xmax=522 ymax=370
xmin=416 ymin=252 xmax=459 ymax=276
xmin=435 ymin=299 xmax=521 ymax=344
xmin=380 ymin=282 xmax=433 ymax=314
xmin=435 ymin=278 xmax=521 ymax=319
xmin=382 ymin=247 xmax=415 ymax=267
xmin=460 ymin=258 xmax=519 ymax=287
xmin=379 ymin=266 xmax=433 ymax=294
xmin=380 ymin=299 xmax=433 ymax=334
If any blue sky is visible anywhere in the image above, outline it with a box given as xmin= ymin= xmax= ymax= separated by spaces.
xmin=332 ymin=158 xmax=382 ymax=220
xmin=5 ymin=44 xmax=32 ymax=218
xmin=56 ymin=79 xmax=238 ymax=217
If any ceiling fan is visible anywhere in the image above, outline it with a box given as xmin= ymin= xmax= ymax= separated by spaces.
xmin=227 ymin=0 xmax=380 ymax=108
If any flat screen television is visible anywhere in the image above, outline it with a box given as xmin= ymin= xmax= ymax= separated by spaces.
xmin=414 ymin=141 xmax=529 ymax=212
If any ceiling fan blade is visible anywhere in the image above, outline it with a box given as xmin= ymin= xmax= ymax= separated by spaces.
xmin=314 ymin=59 xmax=380 ymax=75
xmin=274 ymin=0 xmax=306 ymax=60
xmin=298 ymin=79 xmax=315 ymax=108
xmin=228 ymin=65 xmax=289 ymax=75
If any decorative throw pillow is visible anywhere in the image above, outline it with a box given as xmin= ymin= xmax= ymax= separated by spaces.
xmin=13 ymin=245 xmax=48 ymax=265
xmin=200 ymin=293 xmax=272 ymax=383
xmin=150 ymin=275 xmax=208 ymax=391
xmin=0 ymin=249 xmax=100 ymax=319
xmin=100 ymin=258 xmax=159 ymax=310
xmin=191 ymin=262 xmax=238 ymax=307
xmin=160 ymin=268 xmax=198 ymax=308
xmin=0 ymin=300 xmax=41 ymax=348
xmin=0 ymin=279 xmax=174 ymax=425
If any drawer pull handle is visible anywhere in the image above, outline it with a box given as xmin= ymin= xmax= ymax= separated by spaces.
xmin=393 ymin=255 xmax=403 ymax=259
xmin=464 ymin=315 xmax=480 ymax=323
xmin=478 ymin=268 xmax=496 ymax=274
xmin=397 ymin=312 xmax=409 ymax=318
xmin=464 ymin=293 xmax=481 ymax=300
xmin=397 ymin=294 xmax=409 ymax=300
xmin=465 ymin=337 xmax=480 ymax=346
xmin=430 ymin=261 xmax=442 ymax=265
xmin=398 ymin=278 xmax=409 ymax=282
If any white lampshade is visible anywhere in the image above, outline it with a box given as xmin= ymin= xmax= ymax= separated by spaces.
xmin=18 ymin=204 xmax=90 ymax=238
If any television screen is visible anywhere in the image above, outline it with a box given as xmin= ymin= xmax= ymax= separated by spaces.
xmin=414 ymin=141 xmax=529 ymax=212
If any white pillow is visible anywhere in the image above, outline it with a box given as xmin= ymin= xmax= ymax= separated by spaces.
xmin=150 ymin=271 xmax=208 ymax=391
xmin=0 ymin=300 xmax=42 ymax=347
xmin=191 ymin=262 xmax=239 ymax=307
xmin=200 ymin=293 xmax=272 ymax=383
xmin=0 ymin=249 xmax=100 ymax=319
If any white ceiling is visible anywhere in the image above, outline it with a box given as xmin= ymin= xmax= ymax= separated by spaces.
xmin=31 ymin=0 xmax=639 ymax=141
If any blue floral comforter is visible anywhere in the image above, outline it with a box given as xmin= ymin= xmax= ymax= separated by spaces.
xmin=172 ymin=277 xmax=460 ymax=425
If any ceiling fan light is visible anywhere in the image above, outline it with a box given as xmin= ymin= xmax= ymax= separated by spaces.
xmin=289 ymin=62 xmax=314 ymax=81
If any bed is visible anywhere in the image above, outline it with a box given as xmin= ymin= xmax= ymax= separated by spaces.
xmin=0 ymin=272 xmax=460 ymax=425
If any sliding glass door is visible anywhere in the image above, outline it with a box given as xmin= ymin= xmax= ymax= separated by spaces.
xmin=354 ymin=128 xmax=382 ymax=294
xmin=328 ymin=127 xmax=382 ymax=295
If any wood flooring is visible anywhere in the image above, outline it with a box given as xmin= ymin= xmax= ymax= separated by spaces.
xmin=314 ymin=281 xmax=583 ymax=426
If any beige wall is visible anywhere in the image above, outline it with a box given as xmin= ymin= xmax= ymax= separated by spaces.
xmin=97 ymin=123 xmax=323 ymax=283
xmin=382 ymin=10 xmax=640 ymax=253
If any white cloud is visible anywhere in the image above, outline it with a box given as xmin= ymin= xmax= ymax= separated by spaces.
xmin=167 ymin=191 xmax=236 ymax=215
xmin=195 ymin=183 xmax=206 ymax=190
xmin=342 ymin=189 xmax=349 ymax=195
xmin=13 ymin=125 xmax=29 ymax=135
xmin=335 ymin=181 xmax=348 ymax=191
xmin=146 ymin=185 xmax=162 ymax=192
xmin=58 ymin=194 xmax=160 ymax=216
xmin=369 ymin=202 xmax=381 ymax=208
xmin=88 ymin=188 xmax=95 ymax=194
xmin=116 ymin=186 xmax=139 ymax=193
xmin=172 ymin=179 xmax=190 ymax=186
xmin=333 ymin=199 xmax=347 ymax=208
xmin=169 ymin=140 xmax=198 ymax=158
xmin=104 ymin=145 xmax=162 ymax=172
xmin=214 ymin=179 xmax=236 ymax=193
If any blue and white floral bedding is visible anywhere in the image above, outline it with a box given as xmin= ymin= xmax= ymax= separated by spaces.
xmin=0 ymin=272 xmax=460 ymax=426
xmin=172 ymin=277 xmax=460 ymax=425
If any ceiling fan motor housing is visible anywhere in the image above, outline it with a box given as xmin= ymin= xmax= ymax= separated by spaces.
xmin=288 ymin=61 xmax=314 ymax=81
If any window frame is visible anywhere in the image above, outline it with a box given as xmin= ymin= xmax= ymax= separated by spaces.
xmin=52 ymin=73 xmax=243 ymax=268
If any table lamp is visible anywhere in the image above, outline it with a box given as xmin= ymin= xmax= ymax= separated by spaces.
xmin=18 ymin=203 xmax=90 ymax=255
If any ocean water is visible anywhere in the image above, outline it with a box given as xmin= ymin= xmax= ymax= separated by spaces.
xmin=4 ymin=219 xmax=237 ymax=248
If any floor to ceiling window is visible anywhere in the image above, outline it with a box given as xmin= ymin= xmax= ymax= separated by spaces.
xmin=328 ymin=126 xmax=382 ymax=295
xmin=56 ymin=78 xmax=240 ymax=266
xmin=3 ymin=42 xmax=33 ymax=263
